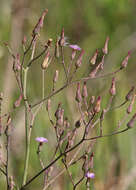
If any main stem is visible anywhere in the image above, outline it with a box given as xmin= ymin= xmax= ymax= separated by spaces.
xmin=22 ymin=67 xmax=29 ymax=186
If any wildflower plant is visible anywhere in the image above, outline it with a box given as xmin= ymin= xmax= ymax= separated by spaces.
xmin=0 ymin=9 xmax=135 ymax=190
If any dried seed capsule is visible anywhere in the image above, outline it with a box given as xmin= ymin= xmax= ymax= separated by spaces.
xmin=75 ymin=83 xmax=82 ymax=103
xmin=109 ymin=77 xmax=116 ymax=96
xmin=32 ymin=9 xmax=48 ymax=37
xmin=41 ymin=51 xmax=50 ymax=69
xmin=82 ymin=81 xmax=88 ymax=98
xmin=120 ymin=51 xmax=131 ymax=69
xmin=75 ymin=50 xmax=84 ymax=69
xmin=59 ymin=28 xmax=65 ymax=46
xmin=127 ymin=94 xmax=136 ymax=114
xmin=93 ymin=96 xmax=101 ymax=113
xmin=102 ymin=36 xmax=109 ymax=55
xmin=125 ymin=86 xmax=135 ymax=101
xmin=89 ymin=49 xmax=98 ymax=65
xmin=55 ymin=103 xmax=62 ymax=120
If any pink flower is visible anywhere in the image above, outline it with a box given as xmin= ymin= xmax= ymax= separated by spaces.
xmin=35 ymin=137 xmax=48 ymax=143
xmin=69 ymin=44 xmax=81 ymax=51
xmin=85 ymin=172 xmax=95 ymax=179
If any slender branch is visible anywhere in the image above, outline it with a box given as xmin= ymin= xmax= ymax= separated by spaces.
xmin=27 ymin=48 xmax=47 ymax=67
xmin=0 ymin=167 xmax=6 ymax=176
xmin=20 ymin=125 xmax=130 ymax=189
xmin=31 ymin=67 xmax=122 ymax=109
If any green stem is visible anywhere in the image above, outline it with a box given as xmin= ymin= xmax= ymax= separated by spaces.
xmin=22 ymin=67 xmax=29 ymax=186
xmin=42 ymin=69 xmax=45 ymax=99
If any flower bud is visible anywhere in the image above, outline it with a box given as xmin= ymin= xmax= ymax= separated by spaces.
xmin=127 ymin=94 xmax=135 ymax=114
xmin=125 ymin=86 xmax=135 ymax=101
xmin=89 ymin=49 xmax=98 ymax=65
xmin=82 ymin=81 xmax=88 ymax=98
xmin=120 ymin=51 xmax=131 ymax=69
xmin=93 ymin=96 xmax=101 ymax=113
xmin=41 ymin=51 xmax=50 ymax=69
xmin=75 ymin=50 xmax=84 ymax=69
xmin=59 ymin=28 xmax=65 ymax=46
xmin=102 ymin=36 xmax=109 ymax=55
xmin=75 ymin=83 xmax=82 ymax=103
xmin=55 ymin=103 xmax=62 ymax=120
xmin=32 ymin=9 xmax=48 ymax=37
xmin=109 ymin=77 xmax=116 ymax=96
xmin=127 ymin=113 xmax=136 ymax=128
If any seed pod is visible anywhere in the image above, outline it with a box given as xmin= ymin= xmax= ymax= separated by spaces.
xmin=57 ymin=109 xmax=64 ymax=126
xmin=127 ymin=94 xmax=136 ymax=114
xmin=55 ymin=103 xmax=62 ymax=120
xmin=59 ymin=28 xmax=65 ymax=46
xmin=75 ymin=50 xmax=84 ymax=69
xmin=120 ymin=51 xmax=131 ymax=69
xmin=82 ymin=81 xmax=88 ymax=98
xmin=93 ymin=96 xmax=101 ymax=113
xmin=102 ymin=36 xmax=109 ymax=55
xmin=109 ymin=77 xmax=116 ymax=96
xmin=41 ymin=51 xmax=50 ymax=69
xmin=89 ymin=49 xmax=98 ymax=65
xmin=127 ymin=113 xmax=136 ymax=128
xmin=125 ymin=86 xmax=135 ymax=101
xmin=75 ymin=83 xmax=82 ymax=103
xmin=32 ymin=9 xmax=48 ymax=37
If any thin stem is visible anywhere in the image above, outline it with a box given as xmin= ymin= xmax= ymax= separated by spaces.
xmin=61 ymin=47 xmax=68 ymax=81
xmin=42 ymin=70 xmax=45 ymax=99
xmin=22 ymin=67 xmax=29 ymax=186
xmin=20 ymin=125 xmax=130 ymax=190
xmin=6 ymin=134 xmax=10 ymax=190
xmin=0 ymin=167 xmax=6 ymax=176
xmin=31 ymin=67 xmax=122 ymax=109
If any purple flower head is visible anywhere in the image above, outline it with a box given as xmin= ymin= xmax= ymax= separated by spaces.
xmin=69 ymin=44 xmax=81 ymax=51
xmin=35 ymin=137 xmax=48 ymax=143
xmin=85 ymin=172 xmax=95 ymax=179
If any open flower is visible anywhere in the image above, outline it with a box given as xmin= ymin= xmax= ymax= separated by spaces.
xmin=85 ymin=172 xmax=95 ymax=179
xmin=69 ymin=44 xmax=81 ymax=51
xmin=35 ymin=137 xmax=48 ymax=143
xmin=69 ymin=44 xmax=81 ymax=60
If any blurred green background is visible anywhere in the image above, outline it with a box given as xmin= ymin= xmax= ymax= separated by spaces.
xmin=0 ymin=0 xmax=136 ymax=189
